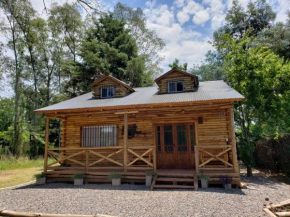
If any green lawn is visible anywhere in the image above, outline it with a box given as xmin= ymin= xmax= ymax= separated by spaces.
xmin=0 ymin=156 xmax=45 ymax=171
xmin=0 ymin=156 xmax=46 ymax=189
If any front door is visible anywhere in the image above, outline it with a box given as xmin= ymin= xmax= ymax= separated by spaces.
xmin=156 ymin=123 xmax=196 ymax=169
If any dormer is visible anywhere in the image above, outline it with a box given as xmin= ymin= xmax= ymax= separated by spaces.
xmin=155 ymin=68 xmax=199 ymax=94
xmin=90 ymin=75 xmax=135 ymax=99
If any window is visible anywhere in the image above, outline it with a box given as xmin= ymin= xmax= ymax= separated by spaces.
xmin=101 ymin=86 xmax=115 ymax=98
xmin=82 ymin=125 xmax=117 ymax=147
xmin=167 ymin=81 xmax=184 ymax=93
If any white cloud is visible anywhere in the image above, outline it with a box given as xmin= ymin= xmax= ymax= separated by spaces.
xmin=192 ymin=9 xmax=210 ymax=25
xmin=177 ymin=10 xmax=190 ymax=24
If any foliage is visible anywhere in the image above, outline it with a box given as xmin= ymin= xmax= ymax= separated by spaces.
xmin=255 ymin=134 xmax=290 ymax=176
xmin=220 ymin=176 xmax=232 ymax=184
xmin=253 ymin=12 xmax=290 ymax=61
xmin=114 ymin=2 xmax=165 ymax=77
xmin=108 ymin=173 xmax=121 ymax=180
xmin=198 ymin=173 xmax=209 ymax=181
xmin=169 ymin=58 xmax=188 ymax=71
xmin=220 ymin=32 xmax=290 ymax=176
xmin=74 ymin=173 xmax=85 ymax=179
xmin=146 ymin=171 xmax=155 ymax=176
xmin=34 ymin=172 xmax=46 ymax=178
xmin=190 ymin=51 xmax=225 ymax=81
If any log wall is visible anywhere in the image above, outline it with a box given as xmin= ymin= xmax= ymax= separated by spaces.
xmin=58 ymin=102 xmax=234 ymax=168
xmin=156 ymin=71 xmax=198 ymax=93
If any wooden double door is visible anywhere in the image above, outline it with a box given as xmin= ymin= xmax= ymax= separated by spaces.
xmin=155 ymin=123 xmax=196 ymax=169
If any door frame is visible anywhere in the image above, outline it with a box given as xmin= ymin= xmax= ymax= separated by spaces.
xmin=153 ymin=122 xmax=198 ymax=169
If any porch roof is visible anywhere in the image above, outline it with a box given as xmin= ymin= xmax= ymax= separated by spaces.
xmin=35 ymin=80 xmax=244 ymax=113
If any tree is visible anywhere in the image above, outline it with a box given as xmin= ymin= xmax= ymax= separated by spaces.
xmin=0 ymin=0 xmax=26 ymax=155
xmin=114 ymin=2 xmax=165 ymax=77
xmin=169 ymin=58 xmax=188 ymax=71
xmin=220 ymin=32 xmax=290 ymax=176
xmin=254 ymin=12 xmax=290 ymax=61
xmin=190 ymin=51 xmax=225 ymax=81
xmin=64 ymin=13 xmax=152 ymax=97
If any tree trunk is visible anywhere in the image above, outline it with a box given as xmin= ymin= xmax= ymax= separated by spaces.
xmin=247 ymin=166 xmax=253 ymax=177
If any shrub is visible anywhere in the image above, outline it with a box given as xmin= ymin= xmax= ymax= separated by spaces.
xmin=34 ymin=172 xmax=46 ymax=179
xmin=220 ymin=176 xmax=232 ymax=184
xmin=198 ymin=173 xmax=209 ymax=181
xmin=74 ymin=174 xmax=85 ymax=179
xmin=108 ymin=173 xmax=121 ymax=180
xmin=146 ymin=171 xmax=155 ymax=176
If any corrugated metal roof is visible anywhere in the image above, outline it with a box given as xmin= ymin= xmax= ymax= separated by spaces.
xmin=36 ymin=80 xmax=244 ymax=112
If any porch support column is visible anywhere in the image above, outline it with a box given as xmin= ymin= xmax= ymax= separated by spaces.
xmin=123 ymin=113 xmax=128 ymax=173
xmin=194 ymin=122 xmax=199 ymax=174
xmin=44 ymin=117 xmax=50 ymax=172
xmin=230 ymin=108 xmax=239 ymax=174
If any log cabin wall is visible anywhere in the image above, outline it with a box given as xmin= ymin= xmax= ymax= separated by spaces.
xmin=92 ymin=78 xmax=131 ymax=98
xmin=156 ymin=71 xmax=198 ymax=94
xmin=59 ymin=102 xmax=233 ymax=168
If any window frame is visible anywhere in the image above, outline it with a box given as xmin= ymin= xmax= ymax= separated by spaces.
xmin=81 ymin=125 xmax=118 ymax=147
xmin=167 ymin=81 xmax=184 ymax=93
xmin=100 ymin=86 xmax=115 ymax=98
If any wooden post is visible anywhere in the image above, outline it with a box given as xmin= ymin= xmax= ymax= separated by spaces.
xmin=153 ymin=124 xmax=157 ymax=172
xmin=194 ymin=122 xmax=199 ymax=174
xmin=230 ymin=108 xmax=240 ymax=174
xmin=44 ymin=117 xmax=50 ymax=172
xmin=85 ymin=150 xmax=89 ymax=172
xmin=123 ymin=113 xmax=128 ymax=173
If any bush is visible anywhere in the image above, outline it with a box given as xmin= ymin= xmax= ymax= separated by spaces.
xmin=34 ymin=172 xmax=46 ymax=178
xmin=255 ymin=134 xmax=290 ymax=176
xmin=108 ymin=173 xmax=121 ymax=180
xmin=74 ymin=173 xmax=85 ymax=179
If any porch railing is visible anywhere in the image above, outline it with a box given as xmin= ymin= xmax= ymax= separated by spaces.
xmin=195 ymin=145 xmax=234 ymax=172
xmin=45 ymin=145 xmax=156 ymax=173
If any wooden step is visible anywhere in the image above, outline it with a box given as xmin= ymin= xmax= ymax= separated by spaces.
xmin=152 ymin=185 xmax=195 ymax=189
xmin=156 ymin=177 xmax=194 ymax=182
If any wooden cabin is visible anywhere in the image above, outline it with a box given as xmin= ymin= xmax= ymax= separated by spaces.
xmin=36 ymin=68 xmax=244 ymax=189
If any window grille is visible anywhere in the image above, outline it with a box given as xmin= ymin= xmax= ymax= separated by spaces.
xmin=81 ymin=125 xmax=117 ymax=147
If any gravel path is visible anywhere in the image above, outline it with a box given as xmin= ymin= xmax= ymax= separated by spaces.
xmin=0 ymin=171 xmax=289 ymax=217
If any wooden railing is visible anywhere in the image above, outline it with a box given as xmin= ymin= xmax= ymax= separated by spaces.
xmin=195 ymin=145 xmax=233 ymax=172
xmin=45 ymin=146 xmax=156 ymax=173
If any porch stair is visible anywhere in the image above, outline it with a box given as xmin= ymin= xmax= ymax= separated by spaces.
xmin=151 ymin=173 xmax=198 ymax=190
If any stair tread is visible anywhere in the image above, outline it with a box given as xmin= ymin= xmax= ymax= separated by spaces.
xmin=153 ymin=184 xmax=195 ymax=189
xmin=156 ymin=177 xmax=194 ymax=182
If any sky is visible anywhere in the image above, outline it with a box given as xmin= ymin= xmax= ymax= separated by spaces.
xmin=30 ymin=0 xmax=289 ymax=72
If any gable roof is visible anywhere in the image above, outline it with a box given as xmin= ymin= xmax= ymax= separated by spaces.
xmin=155 ymin=68 xmax=199 ymax=85
xmin=36 ymin=80 xmax=244 ymax=113
xmin=90 ymin=75 xmax=135 ymax=92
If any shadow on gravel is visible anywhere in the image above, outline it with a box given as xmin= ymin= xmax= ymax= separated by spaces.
xmin=13 ymin=183 xmax=246 ymax=195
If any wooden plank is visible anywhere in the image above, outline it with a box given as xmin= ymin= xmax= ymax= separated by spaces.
xmin=88 ymin=149 xmax=123 ymax=167
xmin=44 ymin=117 xmax=50 ymax=172
xmin=199 ymin=147 xmax=232 ymax=167
xmin=152 ymin=185 xmax=195 ymax=189
xmin=198 ymin=148 xmax=233 ymax=168
xmin=276 ymin=212 xmax=290 ymax=217
xmin=89 ymin=150 xmax=123 ymax=167
xmin=263 ymin=208 xmax=277 ymax=217
xmin=127 ymin=149 xmax=153 ymax=167
xmin=127 ymin=148 xmax=153 ymax=166
xmin=115 ymin=111 xmax=138 ymax=115
xmin=124 ymin=113 xmax=128 ymax=173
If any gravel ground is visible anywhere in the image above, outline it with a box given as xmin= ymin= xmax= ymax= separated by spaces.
xmin=0 ymin=170 xmax=290 ymax=217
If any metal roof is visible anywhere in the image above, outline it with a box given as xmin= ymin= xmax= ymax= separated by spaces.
xmin=36 ymin=80 xmax=244 ymax=113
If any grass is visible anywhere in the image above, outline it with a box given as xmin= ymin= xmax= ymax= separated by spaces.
xmin=0 ymin=156 xmax=48 ymax=189
xmin=0 ymin=156 xmax=45 ymax=171
xmin=0 ymin=167 xmax=42 ymax=189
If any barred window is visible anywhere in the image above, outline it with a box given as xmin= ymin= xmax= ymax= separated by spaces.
xmin=81 ymin=125 xmax=117 ymax=147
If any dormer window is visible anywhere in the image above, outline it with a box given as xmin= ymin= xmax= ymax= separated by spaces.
xmin=168 ymin=81 xmax=184 ymax=93
xmin=101 ymin=86 xmax=115 ymax=98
